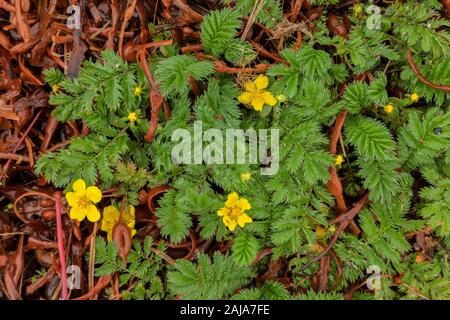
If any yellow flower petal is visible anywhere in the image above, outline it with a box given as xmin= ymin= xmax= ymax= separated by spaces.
xmin=86 ymin=186 xmax=102 ymax=203
xmin=335 ymin=154 xmax=345 ymax=166
xmin=127 ymin=220 xmax=136 ymax=231
xmin=228 ymin=223 xmax=237 ymax=231
xmin=224 ymin=216 xmax=237 ymax=231
xmin=103 ymin=206 xmax=119 ymax=220
xmin=101 ymin=219 xmax=115 ymax=233
xmin=222 ymin=215 xmax=230 ymax=227
xmin=122 ymin=206 xmax=134 ymax=219
xmin=237 ymin=198 xmax=251 ymax=211
xmin=107 ymin=230 xmax=113 ymax=241
xmin=101 ymin=206 xmax=118 ymax=232
xmin=244 ymin=81 xmax=256 ymax=93
xmin=240 ymin=172 xmax=251 ymax=182
xmin=123 ymin=205 xmax=136 ymax=229
xmin=254 ymin=75 xmax=269 ymax=90
xmin=238 ymin=92 xmax=252 ymax=105
xmin=72 ymin=179 xmax=86 ymax=192
xmin=225 ymin=192 xmax=239 ymax=207
xmin=70 ymin=206 xmax=87 ymax=221
xmin=86 ymin=204 xmax=101 ymax=222
xmin=251 ymin=95 xmax=265 ymax=111
xmin=217 ymin=207 xmax=228 ymax=216
xmin=65 ymin=192 xmax=79 ymax=207
xmin=237 ymin=213 xmax=252 ymax=228
xmin=103 ymin=205 xmax=119 ymax=222
xmin=262 ymin=91 xmax=277 ymax=106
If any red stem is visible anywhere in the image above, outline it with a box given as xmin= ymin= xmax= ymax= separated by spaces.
xmin=54 ymin=191 xmax=68 ymax=300
xmin=407 ymin=49 xmax=450 ymax=92
xmin=0 ymin=108 xmax=43 ymax=182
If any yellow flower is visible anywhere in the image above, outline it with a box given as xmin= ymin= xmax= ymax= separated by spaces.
xmin=127 ymin=112 xmax=138 ymax=122
xmin=415 ymin=253 xmax=426 ymax=263
xmin=240 ymin=172 xmax=251 ymax=182
xmin=238 ymin=75 xmax=277 ymax=111
xmin=335 ymin=154 xmax=345 ymax=166
xmin=51 ymin=84 xmax=60 ymax=93
xmin=65 ymin=179 xmax=102 ymax=222
xmin=353 ymin=4 xmax=363 ymax=15
xmin=277 ymin=94 xmax=286 ymax=103
xmin=217 ymin=192 xmax=252 ymax=231
xmin=312 ymin=242 xmax=325 ymax=253
xmin=134 ymin=86 xmax=143 ymax=96
xmin=315 ymin=226 xmax=326 ymax=238
xmin=384 ymin=103 xmax=394 ymax=114
xmin=410 ymin=92 xmax=420 ymax=103
xmin=100 ymin=205 xmax=137 ymax=241
xmin=328 ymin=225 xmax=336 ymax=233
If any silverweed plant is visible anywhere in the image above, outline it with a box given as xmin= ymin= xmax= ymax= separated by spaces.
xmin=31 ymin=0 xmax=450 ymax=300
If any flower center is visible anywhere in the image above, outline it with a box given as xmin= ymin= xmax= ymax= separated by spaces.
xmin=230 ymin=208 xmax=241 ymax=218
xmin=78 ymin=196 xmax=90 ymax=208
xmin=252 ymin=91 xmax=263 ymax=98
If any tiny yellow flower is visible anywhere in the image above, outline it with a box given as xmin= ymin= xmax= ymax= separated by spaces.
xmin=384 ymin=103 xmax=394 ymax=114
xmin=328 ymin=225 xmax=336 ymax=233
xmin=410 ymin=92 xmax=420 ymax=103
xmin=312 ymin=242 xmax=325 ymax=253
xmin=51 ymin=84 xmax=60 ymax=93
xmin=335 ymin=154 xmax=345 ymax=166
xmin=127 ymin=112 xmax=138 ymax=122
xmin=238 ymin=75 xmax=277 ymax=111
xmin=65 ymin=179 xmax=102 ymax=222
xmin=415 ymin=253 xmax=426 ymax=263
xmin=315 ymin=226 xmax=326 ymax=238
xmin=276 ymin=94 xmax=286 ymax=103
xmin=240 ymin=172 xmax=251 ymax=182
xmin=100 ymin=205 xmax=137 ymax=241
xmin=134 ymin=86 xmax=143 ymax=96
xmin=353 ymin=4 xmax=363 ymax=15
xmin=217 ymin=192 xmax=252 ymax=231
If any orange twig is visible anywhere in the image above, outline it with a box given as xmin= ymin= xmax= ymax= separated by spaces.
xmin=137 ymin=51 xmax=164 ymax=143
xmin=250 ymin=40 xmax=287 ymax=64
xmin=298 ymin=194 xmax=370 ymax=272
xmin=54 ymin=192 xmax=68 ymax=300
xmin=327 ymin=109 xmax=348 ymax=213
xmin=0 ymin=0 xmax=14 ymax=13
xmin=118 ymin=0 xmax=138 ymax=57
xmin=73 ymin=274 xmax=112 ymax=300
xmin=407 ymin=49 xmax=450 ymax=92
xmin=14 ymin=0 xmax=31 ymax=42
xmin=0 ymin=108 xmax=43 ymax=182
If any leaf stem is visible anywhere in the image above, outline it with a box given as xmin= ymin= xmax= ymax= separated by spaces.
xmin=0 ymin=108 xmax=43 ymax=182
xmin=54 ymin=191 xmax=68 ymax=300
